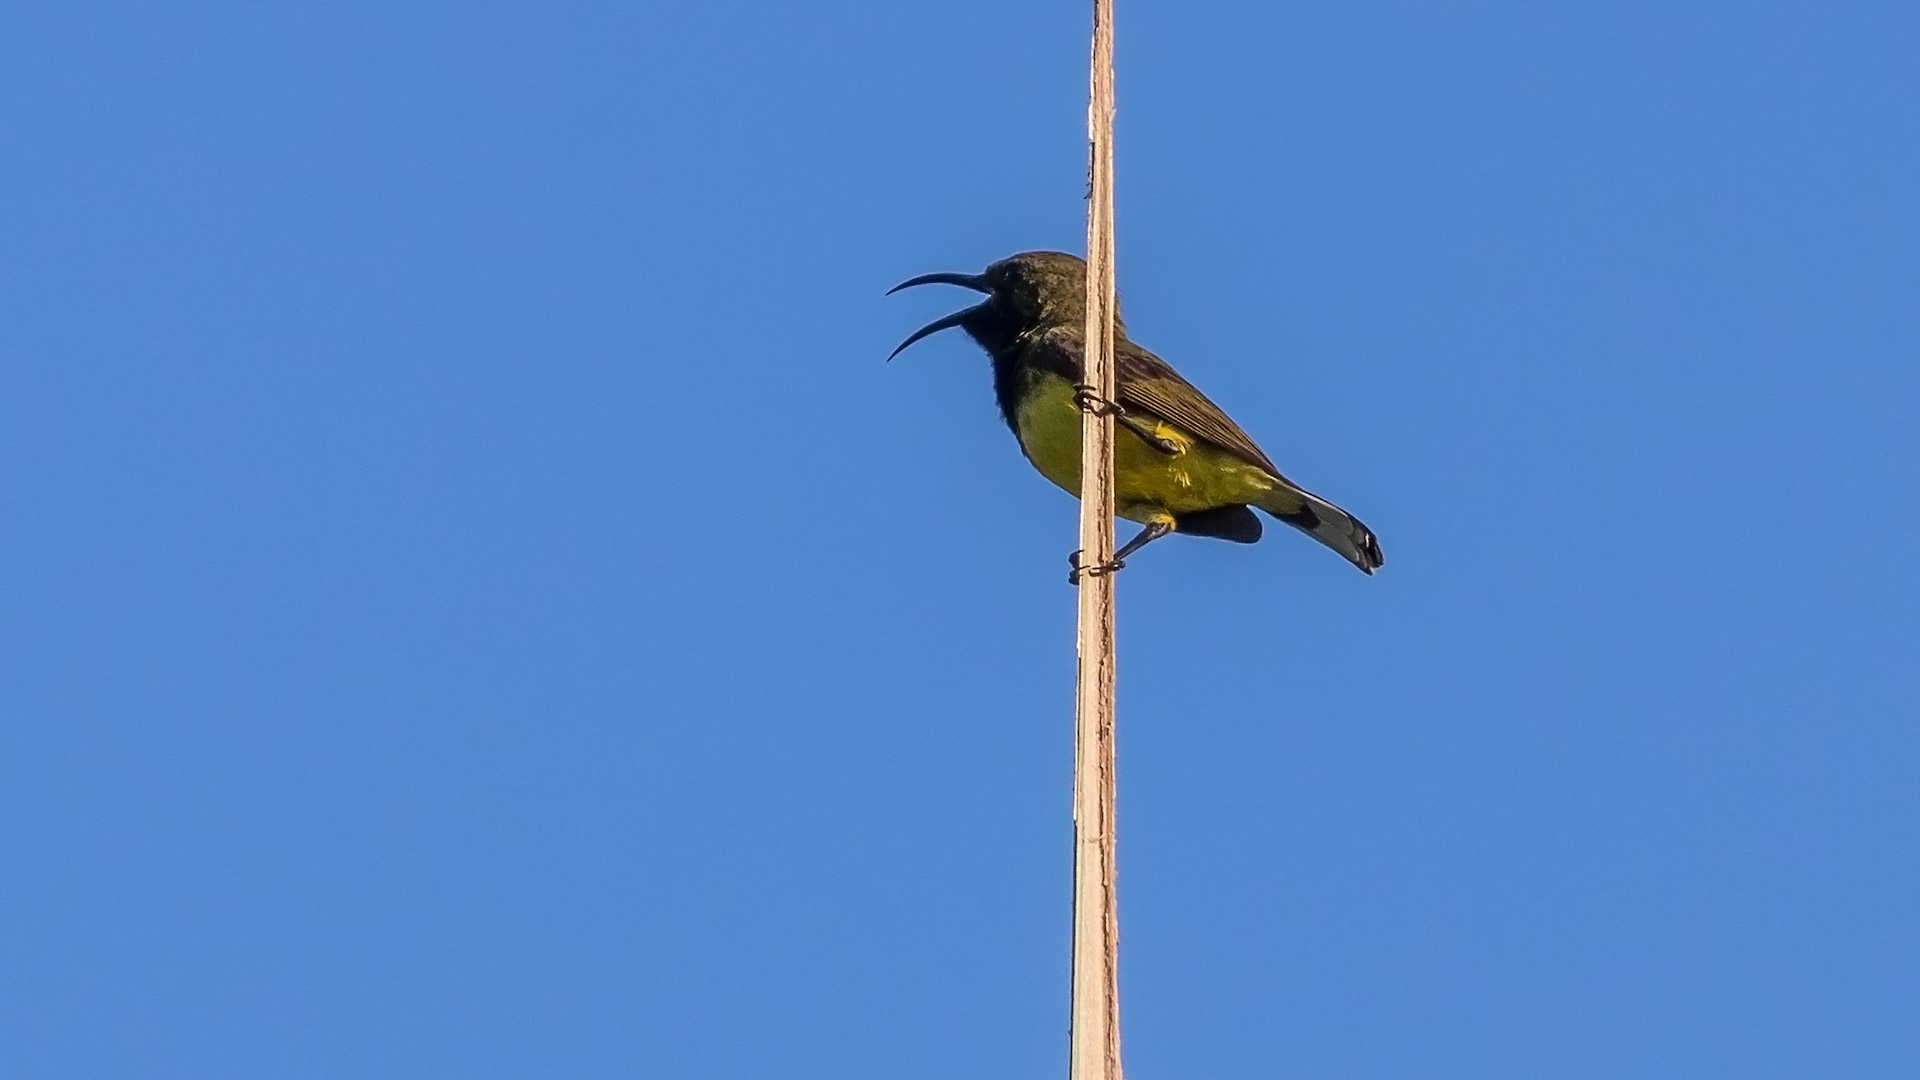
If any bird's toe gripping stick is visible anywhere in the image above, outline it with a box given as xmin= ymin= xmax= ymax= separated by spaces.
xmin=1071 ymin=382 xmax=1124 ymax=417
xmin=1068 ymin=549 xmax=1126 ymax=585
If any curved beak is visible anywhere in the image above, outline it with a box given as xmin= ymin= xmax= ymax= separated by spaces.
xmin=886 ymin=271 xmax=992 ymax=360
xmin=888 ymin=304 xmax=984 ymax=360
xmin=886 ymin=271 xmax=989 ymax=295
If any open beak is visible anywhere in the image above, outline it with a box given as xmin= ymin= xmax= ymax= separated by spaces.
xmin=887 ymin=272 xmax=989 ymax=296
xmin=887 ymin=272 xmax=991 ymax=360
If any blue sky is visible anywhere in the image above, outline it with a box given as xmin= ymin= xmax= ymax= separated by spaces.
xmin=2 ymin=2 xmax=1916 ymax=1077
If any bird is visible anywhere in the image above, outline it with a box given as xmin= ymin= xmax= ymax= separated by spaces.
xmin=888 ymin=250 xmax=1382 ymax=578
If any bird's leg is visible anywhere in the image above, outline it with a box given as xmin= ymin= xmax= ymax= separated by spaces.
xmin=1067 ymin=520 xmax=1174 ymax=585
xmin=1115 ymin=519 xmax=1174 ymax=562
xmin=1071 ymin=382 xmax=1181 ymax=455
xmin=1117 ymin=413 xmax=1182 ymax=455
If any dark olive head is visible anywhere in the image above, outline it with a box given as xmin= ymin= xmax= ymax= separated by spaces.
xmin=887 ymin=250 xmax=1121 ymax=360
xmin=978 ymin=251 xmax=1095 ymax=326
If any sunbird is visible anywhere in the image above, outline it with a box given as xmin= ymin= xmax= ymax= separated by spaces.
xmin=889 ymin=250 xmax=1383 ymax=577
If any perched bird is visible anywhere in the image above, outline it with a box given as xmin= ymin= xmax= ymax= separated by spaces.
xmin=889 ymin=250 xmax=1382 ymax=576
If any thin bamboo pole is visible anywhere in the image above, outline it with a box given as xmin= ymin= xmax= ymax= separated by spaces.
xmin=1069 ymin=2 xmax=1120 ymax=1079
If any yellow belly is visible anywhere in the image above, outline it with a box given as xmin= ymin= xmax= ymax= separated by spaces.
xmin=1013 ymin=371 xmax=1277 ymax=525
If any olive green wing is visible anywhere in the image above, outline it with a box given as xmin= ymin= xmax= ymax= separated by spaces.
xmin=1114 ymin=340 xmax=1283 ymax=477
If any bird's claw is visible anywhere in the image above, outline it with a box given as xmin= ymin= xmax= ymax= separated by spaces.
xmin=1067 ymin=549 xmax=1126 ymax=585
xmin=1071 ymin=383 xmax=1125 ymax=417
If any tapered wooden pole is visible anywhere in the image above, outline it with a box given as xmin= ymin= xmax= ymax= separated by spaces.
xmin=1069 ymin=2 xmax=1120 ymax=1079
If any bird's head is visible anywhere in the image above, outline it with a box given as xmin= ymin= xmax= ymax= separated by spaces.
xmin=887 ymin=250 xmax=1121 ymax=359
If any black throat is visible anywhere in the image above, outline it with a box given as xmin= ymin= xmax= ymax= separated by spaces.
xmin=956 ymin=306 xmax=1047 ymax=436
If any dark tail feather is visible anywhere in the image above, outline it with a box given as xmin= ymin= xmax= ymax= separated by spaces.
xmin=1255 ymin=483 xmax=1384 ymax=574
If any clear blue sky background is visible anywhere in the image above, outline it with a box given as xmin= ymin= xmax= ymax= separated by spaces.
xmin=3 ymin=2 xmax=1915 ymax=1077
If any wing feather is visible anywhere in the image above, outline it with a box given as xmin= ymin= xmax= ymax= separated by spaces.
xmin=1024 ymin=326 xmax=1283 ymax=476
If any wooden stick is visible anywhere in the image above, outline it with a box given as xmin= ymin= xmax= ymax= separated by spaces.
xmin=1070 ymin=2 xmax=1120 ymax=1079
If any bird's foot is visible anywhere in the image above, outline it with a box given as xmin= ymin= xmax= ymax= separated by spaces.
xmin=1071 ymin=383 xmax=1125 ymax=417
xmin=1072 ymin=384 xmax=1181 ymax=455
xmin=1067 ymin=549 xmax=1126 ymax=585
